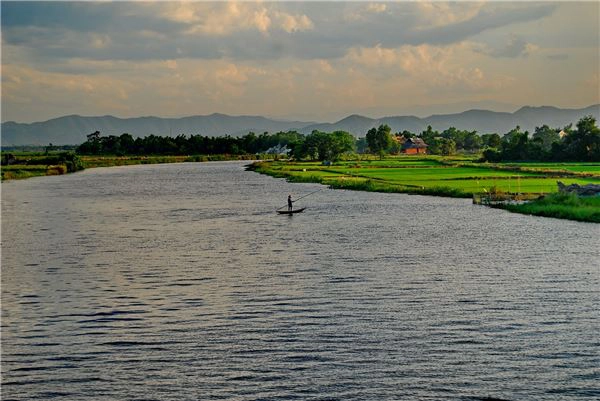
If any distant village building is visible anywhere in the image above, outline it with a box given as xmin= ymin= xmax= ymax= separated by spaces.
xmin=558 ymin=130 xmax=568 ymax=139
xmin=401 ymin=137 xmax=428 ymax=154
xmin=264 ymin=144 xmax=290 ymax=155
xmin=392 ymin=134 xmax=406 ymax=144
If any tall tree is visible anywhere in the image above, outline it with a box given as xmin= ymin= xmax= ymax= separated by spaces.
xmin=532 ymin=125 xmax=560 ymax=152
xmin=366 ymin=124 xmax=393 ymax=159
xmin=563 ymin=116 xmax=600 ymax=161
xmin=329 ymin=131 xmax=356 ymax=160
xmin=481 ymin=133 xmax=501 ymax=149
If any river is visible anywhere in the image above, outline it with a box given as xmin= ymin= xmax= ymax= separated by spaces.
xmin=2 ymin=161 xmax=599 ymax=400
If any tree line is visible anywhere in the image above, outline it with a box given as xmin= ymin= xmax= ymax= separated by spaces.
xmin=77 ymin=130 xmax=304 ymax=156
xmin=77 ymin=115 xmax=599 ymax=162
xmin=482 ymin=116 xmax=599 ymax=162
xmin=361 ymin=115 xmax=599 ymax=161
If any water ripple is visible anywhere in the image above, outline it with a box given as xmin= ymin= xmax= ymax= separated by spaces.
xmin=2 ymin=161 xmax=599 ymax=401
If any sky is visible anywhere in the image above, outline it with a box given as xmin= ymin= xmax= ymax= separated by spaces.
xmin=1 ymin=1 xmax=599 ymax=123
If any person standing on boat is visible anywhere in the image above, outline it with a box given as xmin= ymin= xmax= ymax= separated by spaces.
xmin=288 ymin=194 xmax=293 ymax=211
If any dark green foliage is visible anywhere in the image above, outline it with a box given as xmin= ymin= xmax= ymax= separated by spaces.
xmin=481 ymin=133 xmax=501 ymax=148
xmin=366 ymin=124 xmax=393 ymax=159
xmin=418 ymin=126 xmax=438 ymax=145
xmin=355 ymin=137 xmax=368 ymax=154
xmin=75 ymin=116 xmax=599 ymax=164
xmin=481 ymin=116 xmax=600 ymax=163
xmin=482 ymin=148 xmax=502 ymax=163
xmin=0 ymin=151 xmax=83 ymax=172
xmin=293 ymin=130 xmax=355 ymax=161
xmin=77 ymin=130 xmax=304 ymax=156
xmin=0 ymin=151 xmax=83 ymax=180
xmin=427 ymin=137 xmax=456 ymax=156
xmin=562 ymin=116 xmax=600 ymax=161
xmin=532 ymin=125 xmax=560 ymax=152
xmin=60 ymin=152 xmax=84 ymax=172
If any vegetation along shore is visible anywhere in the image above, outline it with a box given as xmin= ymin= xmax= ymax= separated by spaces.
xmin=2 ymin=116 xmax=598 ymax=222
xmin=249 ymin=157 xmax=600 ymax=223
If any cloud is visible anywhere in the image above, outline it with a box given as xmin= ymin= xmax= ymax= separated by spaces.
xmin=277 ymin=12 xmax=313 ymax=33
xmin=1 ymin=1 xmax=596 ymax=122
xmin=344 ymin=2 xmax=388 ymax=22
xmin=1 ymin=2 xmax=557 ymax=63
xmin=546 ymin=54 xmax=569 ymax=61
xmin=161 ymin=2 xmax=313 ymax=36
xmin=344 ymin=43 xmax=512 ymax=93
xmin=1 ymin=63 xmax=137 ymax=117
xmin=478 ymin=35 xmax=539 ymax=58
xmin=345 ymin=44 xmax=400 ymax=67
xmin=367 ymin=3 xmax=387 ymax=14
xmin=585 ymin=73 xmax=599 ymax=88
xmin=415 ymin=2 xmax=484 ymax=27
xmin=411 ymin=3 xmax=556 ymax=46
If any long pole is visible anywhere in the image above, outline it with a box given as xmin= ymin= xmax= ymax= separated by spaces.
xmin=293 ymin=188 xmax=323 ymax=202
xmin=277 ymin=188 xmax=323 ymax=210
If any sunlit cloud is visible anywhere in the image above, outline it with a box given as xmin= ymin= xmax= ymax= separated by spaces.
xmin=344 ymin=43 xmax=512 ymax=93
xmin=162 ymin=2 xmax=313 ymax=36
xmin=415 ymin=1 xmax=485 ymax=27
xmin=476 ymin=34 xmax=539 ymax=58
xmin=1 ymin=1 xmax=598 ymax=122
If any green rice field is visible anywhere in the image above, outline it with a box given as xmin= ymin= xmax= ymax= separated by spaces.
xmin=253 ymin=156 xmax=600 ymax=198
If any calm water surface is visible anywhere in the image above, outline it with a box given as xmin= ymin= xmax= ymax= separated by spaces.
xmin=2 ymin=161 xmax=599 ymax=400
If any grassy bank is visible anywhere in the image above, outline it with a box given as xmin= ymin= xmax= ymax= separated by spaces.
xmin=1 ymin=152 xmax=277 ymax=180
xmin=1 ymin=164 xmax=66 ymax=180
xmin=250 ymin=157 xmax=600 ymax=197
xmin=80 ymin=154 xmax=271 ymax=168
xmin=250 ymin=157 xmax=600 ymax=222
xmin=497 ymin=193 xmax=600 ymax=223
xmin=1 ymin=151 xmax=83 ymax=181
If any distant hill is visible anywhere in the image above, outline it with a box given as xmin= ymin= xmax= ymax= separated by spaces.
xmin=301 ymin=105 xmax=599 ymax=137
xmin=2 ymin=105 xmax=598 ymax=145
xmin=0 ymin=114 xmax=315 ymax=146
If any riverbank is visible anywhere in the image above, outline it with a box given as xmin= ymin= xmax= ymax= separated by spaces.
xmin=1 ymin=153 xmax=274 ymax=181
xmin=80 ymin=154 xmax=264 ymax=168
xmin=250 ymin=157 xmax=600 ymax=222
xmin=1 ymin=151 xmax=84 ymax=180
xmin=495 ymin=193 xmax=600 ymax=223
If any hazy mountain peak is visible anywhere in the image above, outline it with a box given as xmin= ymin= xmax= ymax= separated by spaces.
xmin=337 ymin=114 xmax=373 ymax=124
xmin=2 ymin=105 xmax=598 ymax=145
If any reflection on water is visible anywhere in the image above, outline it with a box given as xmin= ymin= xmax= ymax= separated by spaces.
xmin=2 ymin=161 xmax=599 ymax=400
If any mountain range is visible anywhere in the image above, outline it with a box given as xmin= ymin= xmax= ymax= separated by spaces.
xmin=2 ymin=105 xmax=598 ymax=146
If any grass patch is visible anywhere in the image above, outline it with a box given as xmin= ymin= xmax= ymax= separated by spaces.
xmin=1 ymin=164 xmax=68 ymax=180
xmin=81 ymin=154 xmax=265 ymax=168
xmin=327 ymin=178 xmax=469 ymax=198
xmin=250 ymin=157 xmax=600 ymax=222
xmin=498 ymin=193 xmax=600 ymax=223
xmin=2 ymin=152 xmax=268 ymax=180
xmin=252 ymin=159 xmax=599 ymax=197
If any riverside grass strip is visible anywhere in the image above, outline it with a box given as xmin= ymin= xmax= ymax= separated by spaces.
xmin=251 ymin=157 xmax=600 ymax=199
xmin=497 ymin=193 xmax=600 ymax=223
xmin=252 ymin=157 xmax=600 ymax=222
xmin=1 ymin=164 xmax=68 ymax=180
xmin=80 ymin=154 xmax=265 ymax=168
xmin=1 ymin=152 xmax=272 ymax=181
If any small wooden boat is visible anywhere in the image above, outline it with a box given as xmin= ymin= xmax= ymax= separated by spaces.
xmin=277 ymin=207 xmax=306 ymax=215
